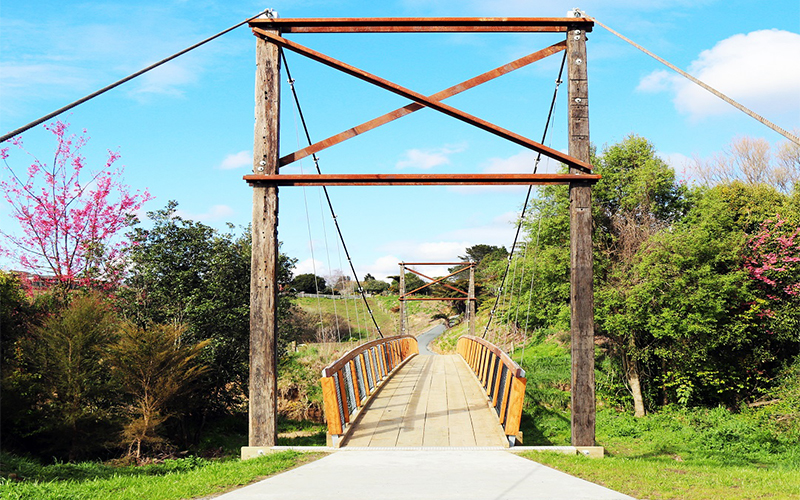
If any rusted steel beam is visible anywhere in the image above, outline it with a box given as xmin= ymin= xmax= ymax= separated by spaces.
xmin=280 ymin=41 xmax=565 ymax=166
xmin=244 ymin=173 xmax=601 ymax=186
xmin=401 ymin=297 xmax=470 ymax=301
xmin=252 ymin=29 xmax=593 ymax=172
xmin=249 ymin=17 xmax=594 ymax=33
xmin=401 ymin=262 xmax=475 ymax=266
xmin=403 ymin=267 xmax=469 ymax=297
xmin=281 ymin=42 xmax=565 ymax=166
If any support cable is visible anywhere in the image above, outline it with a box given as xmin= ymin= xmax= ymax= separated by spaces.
xmin=0 ymin=9 xmax=271 ymax=144
xmin=281 ymin=49 xmax=384 ymax=338
xmin=586 ymin=13 xmax=799 ymax=146
xmin=482 ymin=51 xmax=567 ymax=338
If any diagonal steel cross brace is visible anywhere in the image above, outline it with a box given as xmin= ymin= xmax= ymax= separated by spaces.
xmin=253 ymin=28 xmax=592 ymax=172
xmin=279 ymin=40 xmax=566 ymax=167
xmin=401 ymin=264 xmax=474 ymax=299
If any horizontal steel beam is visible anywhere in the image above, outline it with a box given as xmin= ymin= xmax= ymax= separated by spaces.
xmin=401 ymin=262 xmax=475 ymax=266
xmin=249 ymin=17 xmax=593 ymax=33
xmin=244 ymin=173 xmax=601 ymax=186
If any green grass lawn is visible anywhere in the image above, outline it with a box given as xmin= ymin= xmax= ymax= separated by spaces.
xmin=0 ymin=451 xmax=322 ymax=500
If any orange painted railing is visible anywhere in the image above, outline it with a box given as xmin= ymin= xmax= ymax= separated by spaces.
xmin=320 ymin=335 xmax=418 ymax=445
xmin=457 ymin=335 xmax=527 ymax=445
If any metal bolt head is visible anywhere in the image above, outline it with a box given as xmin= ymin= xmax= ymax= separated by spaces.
xmin=258 ymin=166 xmax=265 ymax=171
xmin=575 ymin=97 xmax=583 ymax=103
xmin=576 ymin=58 xmax=583 ymax=65
xmin=259 ymin=160 xmax=267 ymax=166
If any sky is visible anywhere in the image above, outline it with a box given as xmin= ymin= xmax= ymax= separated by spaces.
xmin=1 ymin=0 xmax=799 ymax=282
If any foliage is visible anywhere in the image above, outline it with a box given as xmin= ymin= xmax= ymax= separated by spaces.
xmin=110 ymin=323 xmax=210 ymax=460
xmin=292 ymin=273 xmax=327 ymax=294
xmin=0 ymin=121 xmax=151 ymax=288
xmin=362 ymin=277 xmax=389 ymax=295
xmin=0 ymin=451 xmax=317 ymax=500
xmin=119 ymin=201 xmax=298 ymax=419
xmin=19 ymin=293 xmax=120 ymax=460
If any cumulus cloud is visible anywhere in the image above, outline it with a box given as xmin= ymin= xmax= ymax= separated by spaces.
xmin=219 ymin=150 xmax=252 ymax=170
xmin=294 ymin=258 xmax=328 ymax=277
xmin=638 ymin=30 xmax=800 ymax=120
xmin=396 ymin=143 xmax=467 ymax=169
xmin=449 ymin=150 xmax=563 ymax=193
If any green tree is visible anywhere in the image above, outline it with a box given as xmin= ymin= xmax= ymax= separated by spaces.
xmin=120 ymin=201 xmax=297 ymax=425
xmin=292 ymin=273 xmax=327 ymax=294
xmin=110 ymin=323 xmax=209 ymax=460
xmin=24 ymin=294 xmax=120 ymax=460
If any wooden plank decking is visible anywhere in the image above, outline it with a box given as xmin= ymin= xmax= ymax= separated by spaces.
xmin=343 ymin=355 xmax=508 ymax=447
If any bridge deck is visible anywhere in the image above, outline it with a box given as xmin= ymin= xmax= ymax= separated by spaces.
xmin=344 ymin=354 xmax=508 ymax=447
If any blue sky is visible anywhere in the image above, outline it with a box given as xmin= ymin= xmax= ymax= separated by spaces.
xmin=1 ymin=0 xmax=799 ymax=281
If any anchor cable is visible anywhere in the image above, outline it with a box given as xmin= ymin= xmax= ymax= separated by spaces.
xmin=482 ymin=51 xmax=567 ymax=338
xmin=281 ymin=49 xmax=384 ymax=338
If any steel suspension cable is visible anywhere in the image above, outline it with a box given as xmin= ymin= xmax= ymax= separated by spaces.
xmin=585 ymin=13 xmax=799 ymax=146
xmin=482 ymin=51 xmax=567 ymax=338
xmin=0 ymin=9 xmax=271 ymax=144
xmin=281 ymin=49 xmax=384 ymax=338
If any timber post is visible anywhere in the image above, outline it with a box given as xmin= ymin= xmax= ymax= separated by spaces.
xmin=399 ymin=263 xmax=406 ymax=335
xmin=248 ymin=31 xmax=281 ymax=448
xmin=567 ymin=19 xmax=596 ymax=447
xmin=468 ymin=264 xmax=476 ymax=337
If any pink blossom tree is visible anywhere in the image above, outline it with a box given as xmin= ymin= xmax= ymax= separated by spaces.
xmin=743 ymin=214 xmax=800 ymax=338
xmin=1 ymin=121 xmax=152 ymax=288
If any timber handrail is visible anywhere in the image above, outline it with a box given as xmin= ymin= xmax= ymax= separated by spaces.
xmin=320 ymin=335 xmax=418 ymax=446
xmin=457 ymin=335 xmax=527 ymax=445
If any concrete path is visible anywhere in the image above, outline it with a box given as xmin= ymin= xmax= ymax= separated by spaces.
xmin=416 ymin=323 xmax=447 ymax=355
xmin=214 ymin=449 xmax=636 ymax=499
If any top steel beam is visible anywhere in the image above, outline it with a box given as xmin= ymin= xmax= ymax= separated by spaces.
xmin=249 ymin=17 xmax=593 ymax=33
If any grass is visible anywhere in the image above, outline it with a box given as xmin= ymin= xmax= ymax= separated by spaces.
xmin=294 ymin=294 xmax=446 ymax=339
xmin=521 ymin=451 xmax=800 ymax=500
xmin=0 ymin=451 xmax=321 ymax=500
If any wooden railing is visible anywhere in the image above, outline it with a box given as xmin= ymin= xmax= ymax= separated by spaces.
xmin=457 ymin=335 xmax=527 ymax=445
xmin=320 ymin=335 xmax=418 ymax=446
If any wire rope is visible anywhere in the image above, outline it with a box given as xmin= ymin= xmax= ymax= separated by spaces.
xmin=280 ymin=49 xmax=384 ymax=338
xmin=0 ymin=10 xmax=272 ymax=144
xmin=482 ymin=51 xmax=567 ymax=338
xmin=585 ymin=13 xmax=799 ymax=146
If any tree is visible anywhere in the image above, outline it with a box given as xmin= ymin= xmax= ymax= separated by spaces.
xmin=0 ymin=121 xmax=151 ymax=288
xmin=292 ymin=273 xmax=327 ymax=294
xmin=24 ymin=293 xmax=120 ymax=460
xmin=110 ymin=323 xmax=209 ymax=460
xmin=120 ymin=201 xmax=298 ymax=421
xmin=692 ymin=134 xmax=800 ymax=194
xmin=458 ymin=244 xmax=508 ymax=265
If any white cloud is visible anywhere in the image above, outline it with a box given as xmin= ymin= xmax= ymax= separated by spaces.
xmin=219 ymin=150 xmax=252 ymax=170
xmin=175 ymin=204 xmax=235 ymax=223
xmin=295 ymin=258 xmax=328 ymax=277
xmin=129 ymin=59 xmax=198 ymax=98
xmin=439 ymin=211 xmax=518 ymax=247
xmin=638 ymin=30 xmax=800 ymax=120
xmin=396 ymin=143 xmax=467 ymax=169
xmin=660 ymin=151 xmax=695 ymax=182
xmin=449 ymin=150 xmax=563 ymax=193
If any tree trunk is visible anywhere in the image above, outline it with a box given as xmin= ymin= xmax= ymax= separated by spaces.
xmin=626 ymin=358 xmax=646 ymax=417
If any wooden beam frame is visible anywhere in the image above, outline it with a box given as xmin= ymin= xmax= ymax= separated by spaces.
xmin=249 ymin=17 xmax=594 ymax=33
xmin=244 ymin=16 xmax=598 ymax=455
xmin=252 ymin=29 xmax=593 ymax=172
xmin=567 ymin=25 xmax=596 ymax=447
xmin=245 ymin=173 xmax=601 ymax=186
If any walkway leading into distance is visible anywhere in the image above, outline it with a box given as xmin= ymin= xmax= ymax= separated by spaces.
xmin=344 ymin=354 xmax=508 ymax=447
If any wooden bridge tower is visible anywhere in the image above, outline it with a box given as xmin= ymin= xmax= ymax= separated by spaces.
xmin=242 ymin=16 xmax=596 ymax=455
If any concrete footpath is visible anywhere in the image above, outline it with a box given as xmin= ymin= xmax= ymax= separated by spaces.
xmin=214 ymin=449 xmax=636 ymax=500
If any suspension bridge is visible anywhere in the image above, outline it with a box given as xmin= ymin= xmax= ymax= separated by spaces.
xmin=7 ymin=9 xmax=786 ymax=498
